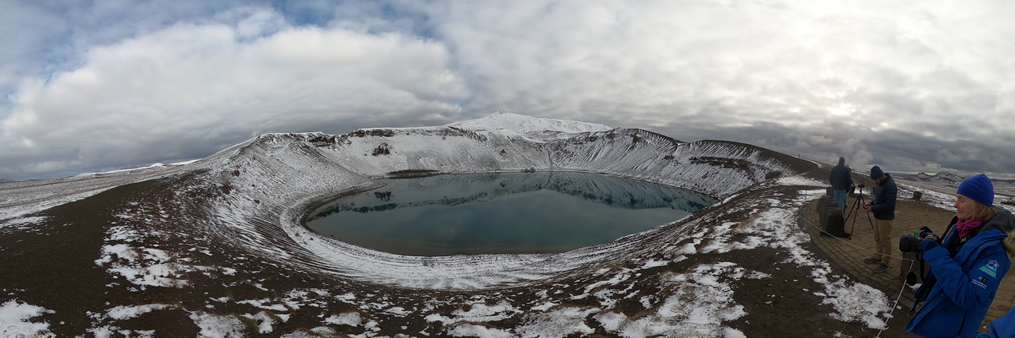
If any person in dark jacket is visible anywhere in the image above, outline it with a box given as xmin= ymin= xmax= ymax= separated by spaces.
xmin=829 ymin=157 xmax=853 ymax=212
xmin=863 ymin=165 xmax=897 ymax=273
xmin=906 ymin=174 xmax=1015 ymax=337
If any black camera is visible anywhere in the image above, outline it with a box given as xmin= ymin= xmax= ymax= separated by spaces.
xmin=858 ymin=184 xmax=866 ymax=189
xmin=900 ymin=229 xmax=939 ymax=253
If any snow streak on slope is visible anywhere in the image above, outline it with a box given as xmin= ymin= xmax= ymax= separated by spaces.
xmin=0 ymin=166 xmax=184 ymax=222
xmin=548 ymin=130 xmax=794 ymax=196
xmin=180 ymin=114 xmax=806 ymax=290
xmin=448 ymin=111 xmax=611 ymax=138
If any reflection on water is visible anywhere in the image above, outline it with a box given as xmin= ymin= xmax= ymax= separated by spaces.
xmin=306 ymin=172 xmax=713 ymax=256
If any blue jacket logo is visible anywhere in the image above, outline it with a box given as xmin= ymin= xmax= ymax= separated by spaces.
xmin=978 ymin=260 xmax=999 ymax=278
xmin=987 ymin=260 xmax=999 ymax=270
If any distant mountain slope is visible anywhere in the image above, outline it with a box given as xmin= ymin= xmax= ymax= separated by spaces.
xmin=900 ymin=170 xmax=965 ymax=186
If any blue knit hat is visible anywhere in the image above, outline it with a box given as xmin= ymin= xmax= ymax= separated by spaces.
xmin=957 ymin=174 xmax=994 ymax=206
xmin=870 ymin=166 xmax=885 ymax=180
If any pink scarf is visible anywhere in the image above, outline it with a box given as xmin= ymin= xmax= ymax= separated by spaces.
xmin=956 ymin=219 xmax=983 ymax=239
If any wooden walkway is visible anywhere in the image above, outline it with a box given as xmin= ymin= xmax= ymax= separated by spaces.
xmin=800 ymin=193 xmax=1015 ymax=334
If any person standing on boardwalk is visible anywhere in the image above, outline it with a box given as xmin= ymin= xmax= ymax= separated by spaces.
xmin=863 ymin=165 xmax=897 ymax=274
xmin=906 ymin=174 xmax=1015 ymax=337
xmin=828 ymin=157 xmax=853 ymax=212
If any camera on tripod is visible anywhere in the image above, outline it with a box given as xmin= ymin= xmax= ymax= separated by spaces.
xmin=899 ymin=228 xmax=939 ymax=253
xmin=857 ymin=183 xmax=865 ymax=189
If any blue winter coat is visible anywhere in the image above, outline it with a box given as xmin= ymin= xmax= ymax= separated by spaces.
xmin=906 ymin=208 xmax=1015 ymax=337
xmin=977 ymin=306 xmax=1015 ymax=338
xmin=870 ymin=174 xmax=897 ymax=220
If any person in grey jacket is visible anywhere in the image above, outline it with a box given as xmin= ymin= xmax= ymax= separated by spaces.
xmin=863 ymin=165 xmax=897 ymax=274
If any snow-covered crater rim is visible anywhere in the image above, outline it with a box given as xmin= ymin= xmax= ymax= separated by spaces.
xmin=206 ymin=120 xmax=809 ymax=289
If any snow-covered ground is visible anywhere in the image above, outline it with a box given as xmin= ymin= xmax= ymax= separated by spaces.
xmin=0 ymin=161 xmax=192 ymax=223
xmin=0 ymin=113 xmax=910 ymax=336
xmin=1 ymin=300 xmax=54 ymax=337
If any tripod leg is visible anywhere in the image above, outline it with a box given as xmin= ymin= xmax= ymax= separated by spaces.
xmin=855 ymin=194 xmax=875 ymax=232
xmin=846 ymin=194 xmax=863 ymax=236
xmin=845 ymin=197 xmax=858 ymax=220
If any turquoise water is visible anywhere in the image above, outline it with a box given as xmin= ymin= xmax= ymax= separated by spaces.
xmin=305 ymin=172 xmax=713 ymax=256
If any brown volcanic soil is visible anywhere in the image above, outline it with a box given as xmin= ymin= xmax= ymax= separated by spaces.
xmin=1 ymin=174 xmax=405 ymax=336
xmin=3 ymin=171 xmax=982 ymax=337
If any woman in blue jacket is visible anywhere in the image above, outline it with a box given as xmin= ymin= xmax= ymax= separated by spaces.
xmin=906 ymin=174 xmax=1015 ymax=337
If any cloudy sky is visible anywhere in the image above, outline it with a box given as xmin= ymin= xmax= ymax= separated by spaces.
xmin=2 ymin=0 xmax=1014 ymax=180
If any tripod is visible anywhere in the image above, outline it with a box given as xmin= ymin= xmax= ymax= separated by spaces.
xmin=844 ymin=185 xmax=876 ymax=239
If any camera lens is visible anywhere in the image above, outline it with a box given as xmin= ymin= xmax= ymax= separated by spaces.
xmin=899 ymin=234 xmax=922 ymax=252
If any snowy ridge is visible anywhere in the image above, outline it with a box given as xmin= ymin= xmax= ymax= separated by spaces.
xmin=0 ymin=167 xmax=184 ymax=222
xmin=448 ymin=112 xmax=611 ymax=138
xmin=310 ymin=127 xmax=553 ymax=177
xmin=548 ymin=130 xmax=796 ymax=196
xmin=906 ymin=170 xmax=964 ymax=186
xmin=183 ymin=115 xmax=813 ymax=289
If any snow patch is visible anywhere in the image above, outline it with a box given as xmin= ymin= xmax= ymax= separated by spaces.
xmin=188 ymin=312 xmax=246 ymax=337
xmin=820 ymin=280 xmax=891 ymax=330
xmin=236 ymin=299 xmax=289 ymax=312
xmin=0 ymin=216 xmax=49 ymax=231
xmin=451 ymin=301 xmax=519 ymax=323
xmin=242 ymin=311 xmax=277 ymax=334
xmin=776 ymin=175 xmax=826 ymax=187
xmin=515 ymin=307 xmax=599 ymax=337
xmin=95 ymin=220 xmax=190 ymax=288
xmin=0 ymin=300 xmax=54 ymax=337
xmin=105 ymin=304 xmax=173 ymax=320
xmin=324 ymin=312 xmax=362 ymax=327
xmin=595 ymin=311 xmax=627 ymax=331
xmin=447 ymin=324 xmax=514 ymax=338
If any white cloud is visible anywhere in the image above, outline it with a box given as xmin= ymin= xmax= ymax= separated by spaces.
xmin=2 ymin=9 xmax=466 ymax=177
xmin=2 ymin=1 xmax=1015 ymax=178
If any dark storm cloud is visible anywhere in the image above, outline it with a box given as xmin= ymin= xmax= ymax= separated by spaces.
xmin=667 ymin=121 xmax=1015 ymax=178
xmin=870 ymin=130 xmax=1015 ymax=175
